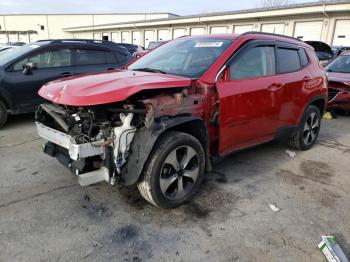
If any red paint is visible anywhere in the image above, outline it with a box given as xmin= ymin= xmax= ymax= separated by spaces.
xmin=38 ymin=70 xmax=191 ymax=106
xmin=326 ymin=52 xmax=350 ymax=111
xmin=38 ymin=33 xmax=327 ymax=156
xmin=328 ymin=72 xmax=350 ymax=84
xmin=215 ymin=41 xmax=326 ymax=155
xmin=327 ymin=72 xmax=350 ymax=111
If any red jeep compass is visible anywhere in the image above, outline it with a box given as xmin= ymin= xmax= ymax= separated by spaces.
xmin=36 ymin=32 xmax=327 ymax=208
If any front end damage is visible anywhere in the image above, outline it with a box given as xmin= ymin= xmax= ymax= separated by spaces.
xmin=328 ymin=81 xmax=350 ymax=112
xmin=35 ymin=89 xmax=207 ymax=187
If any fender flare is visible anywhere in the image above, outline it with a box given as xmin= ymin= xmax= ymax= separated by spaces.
xmin=308 ymin=94 xmax=327 ymax=112
xmin=121 ymin=115 xmax=207 ymax=186
xmin=301 ymin=94 xmax=327 ymax=121
xmin=0 ymin=87 xmax=13 ymax=112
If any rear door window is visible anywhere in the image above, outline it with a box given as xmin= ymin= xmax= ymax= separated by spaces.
xmin=276 ymin=48 xmax=301 ymax=73
xmin=230 ymin=46 xmax=276 ymax=80
xmin=13 ymin=49 xmax=72 ymax=71
xmin=75 ymin=49 xmax=119 ymax=65
xmin=114 ymin=52 xmax=127 ymax=63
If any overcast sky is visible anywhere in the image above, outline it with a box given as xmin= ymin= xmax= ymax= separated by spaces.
xmin=0 ymin=0 xmax=316 ymax=15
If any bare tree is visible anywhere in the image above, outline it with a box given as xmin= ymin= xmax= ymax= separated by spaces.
xmin=256 ymin=0 xmax=295 ymax=8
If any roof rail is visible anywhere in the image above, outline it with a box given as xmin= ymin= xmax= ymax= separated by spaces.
xmin=36 ymin=39 xmax=110 ymax=44
xmin=35 ymin=39 xmax=54 ymax=42
xmin=52 ymin=39 xmax=105 ymax=44
xmin=33 ymin=39 xmax=134 ymax=53
xmin=242 ymin=31 xmax=302 ymax=42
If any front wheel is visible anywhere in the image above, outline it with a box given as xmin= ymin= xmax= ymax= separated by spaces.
xmin=0 ymin=100 xmax=8 ymax=129
xmin=137 ymin=131 xmax=205 ymax=208
xmin=288 ymin=105 xmax=321 ymax=150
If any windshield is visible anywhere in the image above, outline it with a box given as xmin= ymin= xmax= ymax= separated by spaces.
xmin=326 ymin=55 xmax=350 ymax=73
xmin=0 ymin=44 xmax=41 ymax=66
xmin=129 ymin=38 xmax=233 ymax=78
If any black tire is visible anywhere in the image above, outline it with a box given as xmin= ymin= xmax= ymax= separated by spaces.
xmin=288 ymin=105 xmax=321 ymax=150
xmin=137 ymin=131 xmax=205 ymax=208
xmin=0 ymin=100 xmax=8 ymax=129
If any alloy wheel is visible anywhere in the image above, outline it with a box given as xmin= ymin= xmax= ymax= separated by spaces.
xmin=159 ymin=146 xmax=199 ymax=200
xmin=302 ymin=112 xmax=319 ymax=145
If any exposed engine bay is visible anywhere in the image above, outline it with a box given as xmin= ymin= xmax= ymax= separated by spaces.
xmin=36 ymin=102 xmax=148 ymax=185
xmin=35 ymin=88 xmax=205 ymax=187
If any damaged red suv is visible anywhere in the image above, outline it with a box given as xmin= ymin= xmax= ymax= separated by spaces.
xmin=36 ymin=33 xmax=327 ymax=208
xmin=325 ymin=51 xmax=350 ymax=113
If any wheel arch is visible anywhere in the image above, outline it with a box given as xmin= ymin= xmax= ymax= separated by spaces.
xmin=121 ymin=116 xmax=210 ymax=186
xmin=297 ymin=95 xmax=326 ymax=124
xmin=0 ymin=87 xmax=13 ymax=113
xmin=309 ymin=96 xmax=326 ymax=115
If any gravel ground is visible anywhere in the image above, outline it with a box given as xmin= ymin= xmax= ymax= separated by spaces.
xmin=0 ymin=114 xmax=349 ymax=262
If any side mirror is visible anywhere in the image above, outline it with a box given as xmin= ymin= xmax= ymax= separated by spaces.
xmin=22 ymin=62 xmax=38 ymax=75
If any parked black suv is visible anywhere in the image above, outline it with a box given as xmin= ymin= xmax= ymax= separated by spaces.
xmin=115 ymin=43 xmax=144 ymax=54
xmin=0 ymin=39 xmax=132 ymax=128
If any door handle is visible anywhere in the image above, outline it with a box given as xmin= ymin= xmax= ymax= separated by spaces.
xmin=268 ymin=83 xmax=283 ymax=91
xmin=107 ymin=67 xmax=116 ymax=71
xmin=60 ymin=72 xmax=73 ymax=77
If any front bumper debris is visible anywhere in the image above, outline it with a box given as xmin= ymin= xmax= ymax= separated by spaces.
xmin=36 ymin=122 xmax=105 ymax=161
xmin=36 ymin=122 xmax=109 ymax=186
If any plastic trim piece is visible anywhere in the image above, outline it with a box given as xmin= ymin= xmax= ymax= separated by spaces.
xmin=36 ymin=122 xmax=105 ymax=160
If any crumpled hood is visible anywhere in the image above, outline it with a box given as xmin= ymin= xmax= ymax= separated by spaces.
xmin=38 ymin=70 xmax=192 ymax=106
xmin=328 ymin=72 xmax=350 ymax=85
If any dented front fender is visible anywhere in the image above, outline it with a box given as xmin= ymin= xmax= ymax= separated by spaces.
xmin=121 ymin=115 xmax=204 ymax=186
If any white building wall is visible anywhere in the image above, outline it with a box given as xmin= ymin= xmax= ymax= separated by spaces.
xmin=70 ymin=12 xmax=350 ymax=47
xmin=0 ymin=13 xmax=173 ymax=43
xmin=1 ymin=3 xmax=350 ymax=47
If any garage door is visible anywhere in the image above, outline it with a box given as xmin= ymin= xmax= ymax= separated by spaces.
xmin=234 ymin=25 xmax=253 ymax=34
xmin=333 ymin=20 xmax=350 ymax=46
xmin=102 ymin=32 xmax=109 ymax=41
xmin=18 ymin=34 xmax=29 ymax=43
xmin=145 ymin=30 xmax=155 ymax=47
xmin=191 ymin=27 xmax=205 ymax=35
xmin=158 ymin=29 xmax=169 ymax=41
xmin=93 ymin=33 xmax=101 ymax=40
xmin=261 ymin=23 xmax=285 ymax=34
xmin=8 ymin=34 xmax=18 ymax=43
xmin=173 ymin=28 xmax=186 ymax=39
xmin=211 ymin=26 xmax=227 ymax=34
xmin=0 ymin=34 xmax=8 ymax=43
xmin=132 ymin=31 xmax=141 ymax=45
xmin=294 ymin=21 xmax=323 ymax=41
xmin=121 ymin=31 xmax=130 ymax=43
xmin=29 ymin=34 xmax=38 ymax=43
xmin=111 ymin=32 xmax=119 ymax=42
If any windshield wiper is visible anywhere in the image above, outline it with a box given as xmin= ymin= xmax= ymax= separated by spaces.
xmin=133 ymin=68 xmax=167 ymax=74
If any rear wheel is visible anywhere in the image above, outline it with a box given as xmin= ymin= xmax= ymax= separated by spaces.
xmin=288 ymin=105 xmax=321 ymax=150
xmin=0 ymin=100 xmax=8 ymax=129
xmin=137 ymin=131 xmax=205 ymax=208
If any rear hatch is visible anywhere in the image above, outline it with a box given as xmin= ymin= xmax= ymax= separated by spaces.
xmin=305 ymin=41 xmax=333 ymax=64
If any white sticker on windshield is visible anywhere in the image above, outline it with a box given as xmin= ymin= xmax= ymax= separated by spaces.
xmin=194 ymin=42 xmax=224 ymax=48
xmin=29 ymin=45 xmax=40 ymax=49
